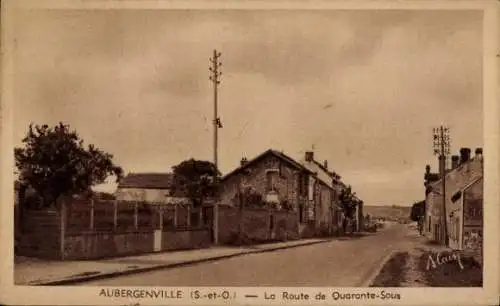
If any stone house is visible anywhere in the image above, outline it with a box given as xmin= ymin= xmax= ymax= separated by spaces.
xmin=218 ymin=149 xmax=319 ymax=236
xmin=115 ymin=173 xmax=190 ymax=205
xmin=423 ymin=147 xmax=483 ymax=256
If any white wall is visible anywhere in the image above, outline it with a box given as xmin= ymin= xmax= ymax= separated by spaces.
xmin=116 ymin=188 xmax=190 ymax=204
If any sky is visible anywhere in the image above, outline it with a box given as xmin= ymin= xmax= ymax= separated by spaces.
xmin=11 ymin=9 xmax=483 ymax=206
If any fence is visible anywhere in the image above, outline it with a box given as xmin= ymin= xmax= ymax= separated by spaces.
xmin=16 ymin=197 xmax=213 ymax=260
xmin=65 ymin=198 xmax=209 ymax=233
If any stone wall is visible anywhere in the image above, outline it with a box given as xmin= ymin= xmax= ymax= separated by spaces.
xmin=218 ymin=206 xmax=299 ymax=244
xmin=63 ymin=230 xmax=154 ymax=260
xmin=162 ymin=228 xmax=211 ymax=251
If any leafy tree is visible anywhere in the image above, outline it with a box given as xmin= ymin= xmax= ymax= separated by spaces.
xmin=14 ymin=123 xmax=123 ymax=209
xmin=172 ymin=158 xmax=220 ymax=207
xmin=410 ymin=201 xmax=425 ymax=221
xmin=339 ymin=185 xmax=359 ymax=234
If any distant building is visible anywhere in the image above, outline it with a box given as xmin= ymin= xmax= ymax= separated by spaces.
xmin=423 ymin=147 xmax=483 ymax=258
xmin=115 ymin=173 xmax=190 ymax=205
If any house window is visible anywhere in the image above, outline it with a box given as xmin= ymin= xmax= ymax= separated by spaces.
xmin=298 ymin=174 xmax=308 ymax=197
xmin=266 ymin=171 xmax=277 ymax=191
xmin=428 ymin=216 xmax=431 ymax=232
xmin=308 ymin=179 xmax=314 ymax=201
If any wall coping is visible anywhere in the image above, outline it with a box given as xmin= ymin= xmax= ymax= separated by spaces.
xmin=65 ymin=227 xmax=211 ymax=237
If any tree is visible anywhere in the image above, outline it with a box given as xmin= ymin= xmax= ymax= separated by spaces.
xmin=339 ymin=185 xmax=358 ymax=234
xmin=14 ymin=123 xmax=123 ymax=209
xmin=410 ymin=201 xmax=425 ymax=222
xmin=172 ymin=158 xmax=220 ymax=207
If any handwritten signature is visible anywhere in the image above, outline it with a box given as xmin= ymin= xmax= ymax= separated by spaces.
xmin=426 ymin=251 xmax=464 ymax=270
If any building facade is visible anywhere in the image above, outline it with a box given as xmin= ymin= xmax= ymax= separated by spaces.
xmin=219 ymin=149 xmax=345 ymax=237
xmin=423 ymin=148 xmax=483 ymax=257
xmin=300 ymin=151 xmax=339 ymax=235
xmin=218 ymin=149 xmax=312 ymax=210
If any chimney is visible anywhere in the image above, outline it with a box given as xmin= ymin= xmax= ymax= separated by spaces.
xmin=438 ymin=155 xmax=446 ymax=177
xmin=475 ymin=147 xmax=483 ymax=157
xmin=240 ymin=157 xmax=248 ymax=166
xmin=451 ymin=155 xmax=460 ymax=169
xmin=425 ymin=164 xmax=431 ymax=175
xmin=459 ymin=147 xmax=471 ymax=164
xmin=323 ymin=160 xmax=328 ymax=169
xmin=305 ymin=151 xmax=314 ymax=162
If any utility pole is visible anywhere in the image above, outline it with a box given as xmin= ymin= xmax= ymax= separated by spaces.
xmin=433 ymin=126 xmax=451 ymax=247
xmin=209 ymin=49 xmax=223 ymax=244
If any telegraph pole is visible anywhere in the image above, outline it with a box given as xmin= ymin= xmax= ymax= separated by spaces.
xmin=209 ymin=49 xmax=222 ymax=244
xmin=433 ymin=126 xmax=451 ymax=246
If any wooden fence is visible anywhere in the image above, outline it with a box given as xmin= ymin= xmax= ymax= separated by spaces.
xmin=64 ymin=198 xmax=209 ymax=233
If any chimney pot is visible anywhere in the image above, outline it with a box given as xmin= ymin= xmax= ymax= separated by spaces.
xmin=305 ymin=151 xmax=314 ymax=162
xmin=323 ymin=160 xmax=328 ymax=169
xmin=240 ymin=157 xmax=248 ymax=166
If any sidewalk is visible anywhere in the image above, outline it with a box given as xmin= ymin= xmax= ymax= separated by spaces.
xmin=15 ymin=238 xmax=329 ymax=286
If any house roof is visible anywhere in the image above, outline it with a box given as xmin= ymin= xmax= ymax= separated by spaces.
xmin=300 ymin=159 xmax=334 ymax=189
xmin=118 ymin=173 xmax=174 ymax=189
xmin=462 ymin=176 xmax=483 ymax=192
xmin=427 ymin=156 xmax=482 ymax=190
xmin=221 ymin=149 xmax=314 ymax=181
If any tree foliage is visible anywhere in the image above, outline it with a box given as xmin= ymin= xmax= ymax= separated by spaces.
xmin=339 ymin=186 xmax=360 ymax=233
xmin=14 ymin=123 xmax=123 ymax=208
xmin=339 ymin=186 xmax=358 ymax=219
xmin=172 ymin=158 xmax=220 ymax=207
xmin=410 ymin=200 xmax=426 ymax=222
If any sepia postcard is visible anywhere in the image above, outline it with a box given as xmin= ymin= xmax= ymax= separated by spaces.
xmin=1 ymin=0 xmax=498 ymax=305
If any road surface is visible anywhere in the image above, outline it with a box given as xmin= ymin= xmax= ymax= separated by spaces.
xmin=79 ymin=223 xmax=416 ymax=286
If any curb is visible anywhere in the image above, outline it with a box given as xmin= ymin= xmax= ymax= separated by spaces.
xmin=359 ymin=250 xmax=395 ymax=287
xmin=32 ymin=239 xmax=331 ymax=286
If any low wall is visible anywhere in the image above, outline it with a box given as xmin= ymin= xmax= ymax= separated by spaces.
xmin=218 ymin=206 xmax=299 ymax=245
xmin=162 ymin=228 xmax=211 ymax=251
xmin=218 ymin=206 xmax=240 ymax=244
xmin=63 ymin=228 xmax=212 ymax=260
xmin=63 ymin=230 xmax=154 ymax=260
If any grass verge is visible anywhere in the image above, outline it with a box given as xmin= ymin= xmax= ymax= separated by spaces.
xmin=417 ymin=251 xmax=482 ymax=287
xmin=370 ymin=252 xmax=409 ymax=287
